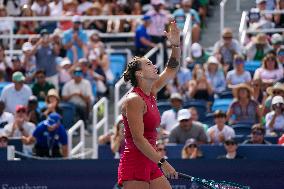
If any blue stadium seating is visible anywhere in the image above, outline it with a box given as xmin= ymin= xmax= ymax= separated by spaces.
xmin=109 ymin=54 xmax=126 ymax=85
xmin=98 ymin=144 xmax=114 ymax=159
xmin=0 ymin=147 xmax=7 ymax=160
xmin=218 ymin=90 xmax=233 ymax=99
xmin=58 ymin=102 xmax=76 ymax=129
xmin=203 ymin=113 xmax=215 ymax=127
xmin=183 ymin=100 xmax=207 ymax=120
xmin=157 ymin=101 xmax=172 ymax=115
xmin=244 ymin=60 xmax=261 ymax=76
xmin=211 ymin=98 xmax=233 ymax=112
xmin=231 ymin=123 xmax=253 ymax=135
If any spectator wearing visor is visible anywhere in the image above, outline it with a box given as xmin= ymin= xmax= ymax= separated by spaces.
xmin=265 ymin=96 xmax=284 ymax=133
xmin=243 ymin=124 xmax=271 ymax=144
xmin=28 ymin=112 xmax=68 ymax=157
xmin=181 ymin=138 xmax=203 ymax=159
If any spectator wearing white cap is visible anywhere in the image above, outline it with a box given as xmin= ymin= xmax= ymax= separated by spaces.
xmin=169 ymin=109 xmax=207 ymax=144
xmin=21 ymin=42 xmax=36 ymax=79
xmin=173 ymin=0 xmax=201 ymax=42
xmin=190 ymin=43 xmax=209 ymax=67
xmin=62 ymin=15 xmax=88 ymax=63
xmin=204 ymin=56 xmax=226 ymax=94
xmin=160 ymin=93 xmax=183 ymax=134
xmin=213 ymin=28 xmax=241 ymax=70
xmin=265 ymin=95 xmax=284 ymax=133
xmin=270 ymin=33 xmax=283 ymax=53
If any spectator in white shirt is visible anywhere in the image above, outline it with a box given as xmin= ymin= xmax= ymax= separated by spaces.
xmin=207 ymin=110 xmax=235 ymax=144
xmin=3 ymin=105 xmax=35 ymax=155
xmin=1 ymin=72 xmax=32 ymax=114
xmin=62 ymin=66 xmax=94 ymax=126
xmin=49 ymin=0 xmax=63 ymax=16
xmin=160 ymin=93 xmax=183 ymax=134
xmin=265 ymin=95 xmax=284 ymax=133
xmin=0 ymin=101 xmax=14 ymax=131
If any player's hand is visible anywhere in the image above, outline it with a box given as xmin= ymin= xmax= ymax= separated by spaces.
xmin=161 ymin=161 xmax=178 ymax=179
xmin=164 ymin=21 xmax=180 ymax=47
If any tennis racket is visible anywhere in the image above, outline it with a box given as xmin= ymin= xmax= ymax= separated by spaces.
xmin=177 ymin=172 xmax=250 ymax=189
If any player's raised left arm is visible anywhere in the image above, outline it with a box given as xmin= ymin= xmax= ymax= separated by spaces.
xmin=151 ymin=21 xmax=181 ymax=95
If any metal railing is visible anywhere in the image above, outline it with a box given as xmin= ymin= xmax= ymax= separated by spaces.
xmin=220 ymin=0 xmax=228 ymax=39
xmin=182 ymin=14 xmax=192 ymax=67
xmin=113 ymin=43 xmax=164 ymax=122
xmin=239 ymin=10 xmax=284 ymax=46
xmin=67 ymin=120 xmax=85 ymax=159
xmin=92 ymin=97 xmax=108 ymax=159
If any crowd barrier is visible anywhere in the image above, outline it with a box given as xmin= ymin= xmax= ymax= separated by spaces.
xmin=0 ymin=159 xmax=283 ymax=189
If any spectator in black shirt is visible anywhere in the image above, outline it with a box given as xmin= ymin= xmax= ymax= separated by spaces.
xmin=218 ymin=138 xmax=244 ymax=159
xmin=243 ymin=124 xmax=271 ymax=144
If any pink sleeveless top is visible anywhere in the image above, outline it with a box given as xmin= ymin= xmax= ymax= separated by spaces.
xmin=122 ymin=87 xmax=161 ymax=149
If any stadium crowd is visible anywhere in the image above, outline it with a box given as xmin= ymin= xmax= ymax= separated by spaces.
xmin=0 ymin=0 xmax=283 ymax=160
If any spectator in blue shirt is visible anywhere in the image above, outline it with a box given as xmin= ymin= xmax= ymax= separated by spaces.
xmin=28 ymin=112 xmax=68 ymax=158
xmin=62 ymin=15 xmax=88 ymax=63
xmin=173 ymin=0 xmax=201 ymax=42
xmin=135 ymin=15 xmax=156 ymax=56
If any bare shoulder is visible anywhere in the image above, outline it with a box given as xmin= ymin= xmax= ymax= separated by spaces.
xmin=121 ymin=92 xmax=145 ymax=116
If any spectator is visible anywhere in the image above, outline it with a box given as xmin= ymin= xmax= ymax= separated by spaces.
xmin=190 ymin=43 xmax=209 ymax=67
xmin=6 ymin=56 xmax=26 ymax=82
xmin=205 ymin=56 xmax=226 ymax=94
xmin=181 ymin=138 xmax=203 ymax=159
xmin=30 ymin=29 xmax=60 ymax=89
xmin=263 ymin=82 xmax=284 ymax=115
xmin=41 ymin=89 xmax=62 ymax=120
xmin=27 ymin=95 xmax=41 ymax=125
xmin=156 ymin=140 xmax=168 ymax=159
xmin=207 ymin=110 xmax=235 ymax=144
xmin=274 ymin=0 xmax=284 ymax=28
xmin=32 ymin=70 xmax=55 ymax=101
xmin=110 ymin=115 xmax=125 ymax=159
xmin=84 ymin=2 xmax=107 ymax=32
xmin=169 ymin=109 xmax=207 ymax=144
xmin=213 ymin=28 xmax=241 ymax=71
xmin=3 ymin=105 xmax=35 ymax=155
xmin=77 ymin=0 xmax=93 ymax=14
xmin=243 ymin=124 xmax=271 ymax=144
xmin=62 ymin=67 xmax=94 ymax=127
xmin=31 ymin=0 xmax=50 ymax=16
xmin=245 ymin=33 xmax=272 ymax=61
xmin=0 ymin=101 xmax=14 ymax=131
xmin=227 ymin=83 xmax=261 ymax=124
xmin=217 ymin=139 xmax=244 ymax=159
xmin=251 ymin=78 xmax=266 ymax=104
xmin=52 ymin=28 xmax=67 ymax=59
xmin=226 ymin=54 xmax=252 ymax=87
xmin=0 ymin=6 xmax=14 ymax=47
xmin=188 ymin=107 xmax=208 ymax=131
xmin=62 ymin=15 xmax=88 ymax=63
xmin=265 ymin=96 xmax=284 ymax=133
xmin=173 ymin=0 xmax=201 ymax=42
xmin=28 ymin=112 xmax=68 ymax=157
xmin=146 ymin=0 xmax=170 ymax=63
xmin=49 ymin=0 xmax=63 ymax=17
xmin=0 ymin=45 xmax=12 ymax=78
xmin=0 ymin=131 xmax=8 ymax=148
xmin=160 ymin=93 xmax=183 ymax=134
xmin=253 ymin=53 xmax=283 ymax=83
xmin=58 ymin=58 xmax=72 ymax=87
xmin=21 ymin=42 xmax=36 ymax=83
xmin=135 ymin=15 xmax=156 ymax=56
xmin=256 ymin=0 xmax=273 ymax=21
xmin=270 ymin=33 xmax=283 ymax=53
xmin=276 ymin=47 xmax=284 ymax=66
xmin=130 ymin=2 xmax=142 ymax=32
xmin=1 ymin=72 xmax=32 ymax=114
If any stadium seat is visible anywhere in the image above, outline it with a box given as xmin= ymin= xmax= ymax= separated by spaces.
xmin=157 ymin=101 xmax=172 ymax=115
xmin=211 ymin=98 xmax=233 ymax=112
xmin=109 ymin=54 xmax=126 ymax=85
xmin=183 ymin=100 xmax=207 ymax=120
xmin=58 ymin=102 xmax=76 ymax=129
xmin=203 ymin=113 xmax=215 ymax=127
xmin=244 ymin=60 xmax=261 ymax=76
xmin=218 ymin=90 xmax=233 ymax=99
xmin=98 ymin=145 xmax=114 ymax=159
xmin=231 ymin=123 xmax=253 ymax=135
xmin=0 ymin=147 xmax=7 ymax=160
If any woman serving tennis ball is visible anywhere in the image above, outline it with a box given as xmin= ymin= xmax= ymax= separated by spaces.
xmin=117 ymin=21 xmax=181 ymax=189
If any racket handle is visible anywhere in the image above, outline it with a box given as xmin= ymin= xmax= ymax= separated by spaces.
xmin=177 ymin=172 xmax=193 ymax=180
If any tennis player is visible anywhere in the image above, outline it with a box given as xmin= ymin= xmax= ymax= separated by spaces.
xmin=118 ymin=21 xmax=181 ymax=189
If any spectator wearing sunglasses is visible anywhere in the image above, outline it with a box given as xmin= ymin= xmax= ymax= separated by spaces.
xmin=265 ymin=96 xmax=284 ymax=133
xmin=207 ymin=110 xmax=235 ymax=144
xmin=263 ymin=82 xmax=284 ymax=116
xmin=181 ymin=138 xmax=203 ymax=159
xmin=218 ymin=139 xmax=244 ymax=159
xmin=243 ymin=124 xmax=271 ymax=144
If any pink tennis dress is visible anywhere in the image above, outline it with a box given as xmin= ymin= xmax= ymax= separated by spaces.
xmin=118 ymin=87 xmax=163 ymax=186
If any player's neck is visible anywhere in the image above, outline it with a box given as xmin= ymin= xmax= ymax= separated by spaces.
xmin=137 ymin=82 xmax=152 ymax=96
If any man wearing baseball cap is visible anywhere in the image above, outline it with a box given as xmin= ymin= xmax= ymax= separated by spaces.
xmin=27 ymin=112 xmax=68 ymax=157
xmin=169 ymin=109 xmax=207 ymax=144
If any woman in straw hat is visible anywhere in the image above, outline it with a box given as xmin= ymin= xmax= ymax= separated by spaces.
xmin=253 ymin=53 xmax=283 ymax=83
xmin=41 ymin=89 xmax=62 ymax=120
xmin=227 ymin=83 xmax=261 ymax=124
